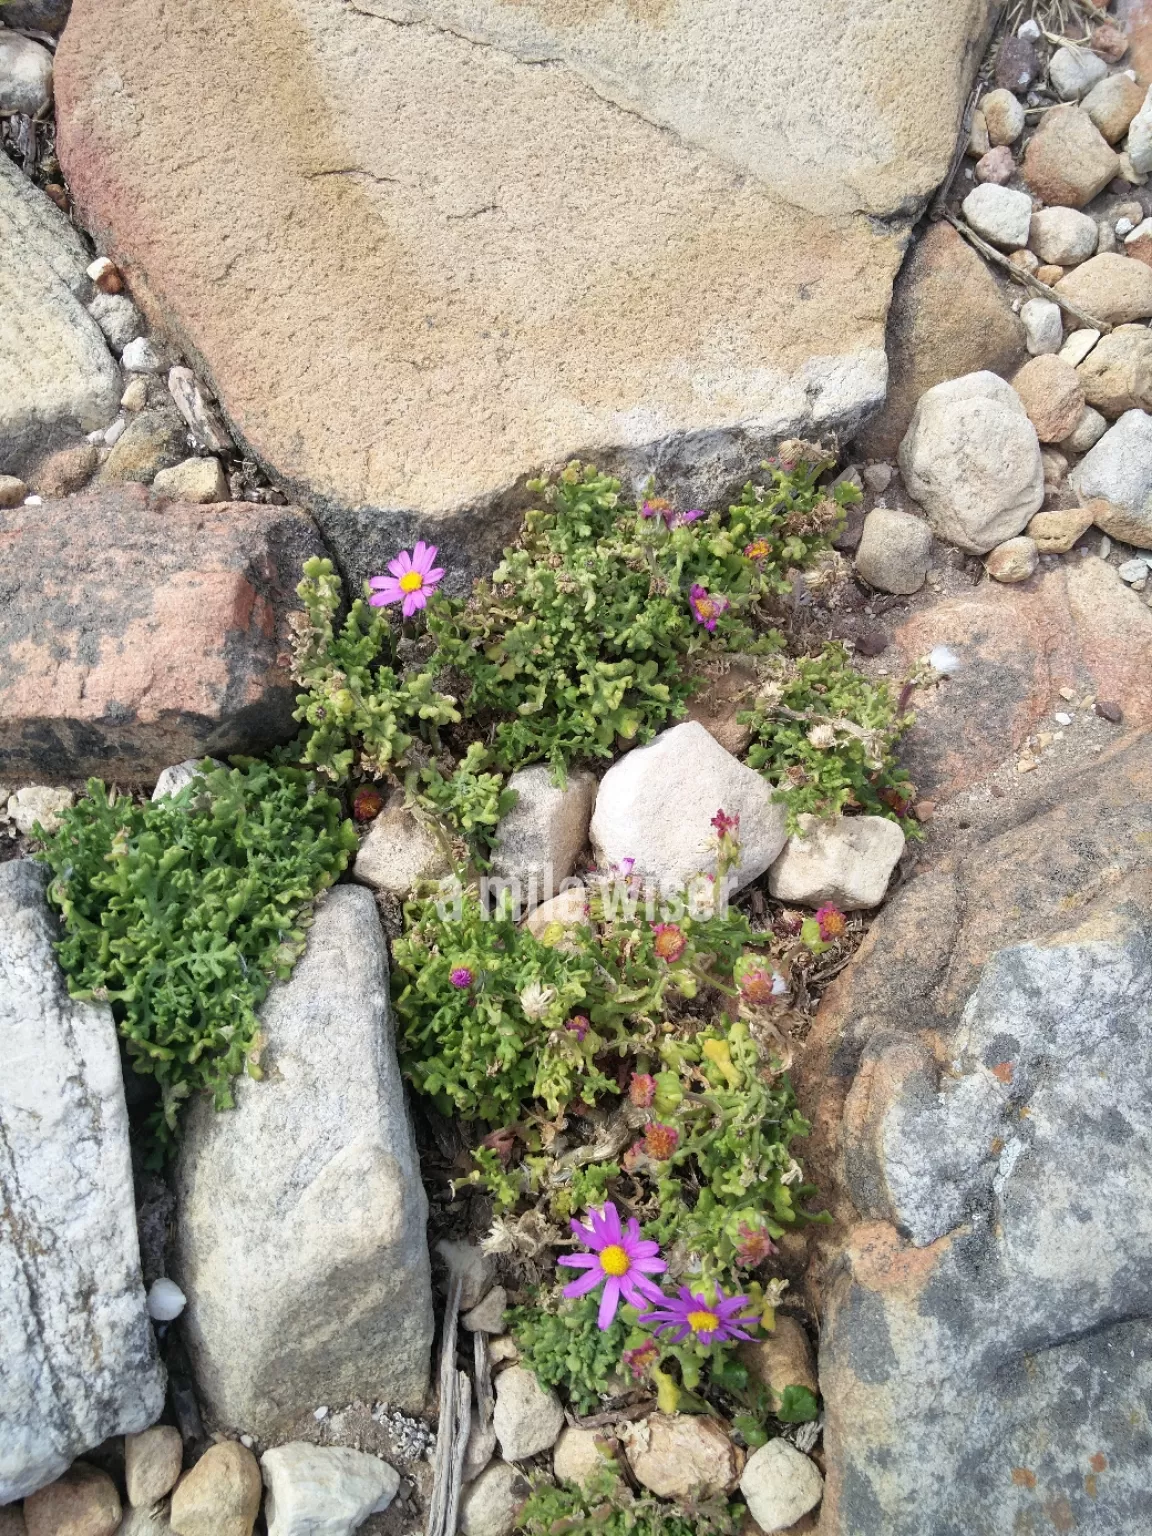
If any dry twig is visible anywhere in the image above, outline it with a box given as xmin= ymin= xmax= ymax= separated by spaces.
xmin=945 ymin=212 xmax=1113 ymax=333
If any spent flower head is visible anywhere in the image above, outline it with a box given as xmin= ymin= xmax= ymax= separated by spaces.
xmin=352 ymin=786 xmax=384 ymax=822
xmin=815 ymin=903 xmax=847 ymax=941
xmin=651 ymin=922 xmax=686 ymax=963
xmin=688 ymin=584 xmax=730 ymax=633
xmin=565 ymin=1014 xmax=590 ymax=1042
xmin=735 ymin=1220 xmax=779 ymax=1269
xmin=643 ymin=1122 xmax=679 ymax=1161
xmin=629 ymin=1072 xmax=656 ymax=1108
xmin=449 ymin=966 xmax=475 ymax=989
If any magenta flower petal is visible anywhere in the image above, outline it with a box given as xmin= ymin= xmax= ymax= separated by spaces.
xmin=563 ymin=1267 xmax=606 ymax=1300
xmin=557 ymin=1253 xmax=600 ymax=1270
xmin=598 ymin=1276 xmax=622 ymax=1331
xmin=412 ymin=541 xmax=439 ymax=574
xmin=387 ymin=551 xmax=413 ymax=578
xmin=368 ymin=575 xmax=393 ymax=589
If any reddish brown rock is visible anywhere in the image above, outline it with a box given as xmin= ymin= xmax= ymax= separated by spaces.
xmin=1021 ymin=105 xmax=1120 ymax=208
xmin=683 ymin=655 xmax=761 ymax=756
xmin=889 ymin=556 xmax=1152 ymax=800
xmin=0 ymin=486 xmax=324 ymax=780
xmin=855 ymin=223 xmax=1026 ymax=461
xmin=1010 ymin=353 xmax=1085 ymax=442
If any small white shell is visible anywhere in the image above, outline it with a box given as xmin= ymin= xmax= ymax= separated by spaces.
xmin=147 ymin=1276 xmax=187 ymax=1321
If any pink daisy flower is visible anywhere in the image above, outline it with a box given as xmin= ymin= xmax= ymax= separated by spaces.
xmin=557 ymin=1201 xmax=667 ymax=1330
xmin=368 ymin=542 xmax=445 ymax=618
xmin=639 ymin=1284 xmax=758 ymax=1346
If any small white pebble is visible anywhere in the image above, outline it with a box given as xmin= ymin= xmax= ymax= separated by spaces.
xmin=1099 ymin=535 xmax=1112 ymax=559
xmin=23 ymin=494 xmax=43 ymax=506
xmin=314 ymin=1405 xmax=330 ymax=1421
xmin=1054 ymin=712 xmax=1073 ymax=726
xmin=1118 ymin=557 xmax=1150 ymax=582
xmin=928 ymin=645 xmax=962 ymax=676
xmin=104 ymin=417 xmax=127 ymax=446
xmin=1018 ymin=18 xmax=1040 ymax=39
xmin=240 ymin=1435 xmax=254 ymax=1448
xmin=146 ymin=1277 xmax=187 ymax=1321
xmin=122 ymin=336 xmax=162 ymax=372
xmin=85 ymin=427 xmax=106 ymax=443
xmin=1117 ymin=217 xmax=1135 ymax=236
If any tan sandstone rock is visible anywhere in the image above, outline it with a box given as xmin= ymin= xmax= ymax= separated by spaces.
xmin=857 ymin=223 xmax=1025 ymax=460
xmin=624 ymin=1414 xmax=738 ymax=1501
xmin=1055 ymin=253 xmax=1152 ymax=325
xmin=1076 ymin=323 xmax=1152 ymax=415
xmin=55 ymin=0 xmax=990 ymax=589
xmin=24 ymin=1464 xmax=121 ymax=1536
xmin=1010 ymin=354 xmax=1085 ymax=442
xmin=170 ymin=1443 xmax=261 ymax=1536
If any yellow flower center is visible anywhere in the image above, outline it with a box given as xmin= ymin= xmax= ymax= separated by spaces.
xmin=687 ymin=1309 xmax=720 ymax=1333
xmin=697 ymin=597 xmax=717 ymax=619
xmin=599 ymin=1244 xmax=631 ymax=1277
xmin=399 ymin=570 xmax=424 ymax=593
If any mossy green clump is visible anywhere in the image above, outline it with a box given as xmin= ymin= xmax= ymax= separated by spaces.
xmin=35 ymin=759 xmax=356 ymax=1157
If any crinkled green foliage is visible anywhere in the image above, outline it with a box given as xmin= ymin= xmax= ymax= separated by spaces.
xmin=411 ymin=742 xmax=518 ymax=868
xmin=391 ymin=885 xmax=753 ymax=1124
xmin=508 ymin=1293 xmax=632 ymax=1415
xmin=35 ymin=760 xmax=356 ymax=1158
xmin=292 ymin=458 xmax=858 ymax=788
xmin=291 ymin=556 xmax=460 ymax=780
xmin=644 ymin=1023 xmax=820 ymax=1276
xmin=741 ymin=643 xmax=916 ymax=832
xmin=516 ymin=1467 xmax=744 ymax=1536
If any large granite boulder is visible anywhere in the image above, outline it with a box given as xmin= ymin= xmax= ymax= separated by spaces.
xmin=798 ymin=734 xmax=1152 ymax=1536
xmin=173 ymin=885 xmax=434 ymax=1438
xmin=0 ymin=487 xmax=325 ymax=781
xmin=55 ymin=0 xmax=992 ymax=589
xmin=0 ymin=152 xmax=121 ymax=474
xmin=0 ymin=861 xmax=165 ymax=1503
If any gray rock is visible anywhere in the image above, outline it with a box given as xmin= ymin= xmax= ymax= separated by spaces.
xmin=1127 ymin=84 xmax=1152 ymax=175
xmin=590 ymin=721 xmax=788 ymax=896
xmin=462 ymin=1286 xmax=507 ymax=1334
xmin=1048 ymin=44 xmax=1108 ymax=100
xmin=0 ymin=861 xmax=165 ymax=1502
xmin=1019 ymin=298 xmax=1063 ymax=356
xmin=0 ymin=473 xmax=26 ymax=507
xmin=1060 ymin=403 xmax=1107 ymax=453
xmin=96 ymin=407 xmax=187 ymax=485
xmin=492 ymin=1367 xmax=564 ymax=1462
xmin=812 ymin=738 xmax=1152 ymax=1535
xmin=826 ymin=916 xmax=1152 ymax=1534
xmin=118 ymin=1508 xmax=175 ymax=1536
xmin=151 ymin=759 xmax=225 ymax=802
xmin=1028 ymin=206 xmax=1097 ymax=267
xmin=459 ymin=1461 xmax=530 ymax=1536
xmin=436 ymin=1239 xmax=495 ymax=1311
xmin=768 ymin=814 xmax=905 ymax=910
xmin=739 ymin=1439 xmax=824 ymax=1533
xmin=87 ymin=291 xmax=145 ymax=353
xmin=898 ymin=371 xmax=1044 ymax=554
xmin=489 ymin=766 xmax=597 ymax=908
xmin=463 ymin=1411 xmax=497 ymax=1483
xmin=352 ymin=790 xmax=452 ymax=898
xmin=173 ymin=886 xmax=434 ymax=1438
xmin=960 ymin=184 xmax=1032 ymax=249
xmin=151 ymin=456 xmax=228 ymax=504
xmin=1 ymin=0 xmax=71 ymax=29
xmin=1070 ymin=408 xmax=1152 ymax=548
xmin=0 ymin=33 xmax=53 ymax=117
xmin=0 ymin=154 xmax=121 ymax=474
xmin=261 ymin=1443 xmax=399 ymax=1536
xmin=854 ymin=507 xmax=932 ymax=594
xmin=122 ymin=337 xmax=163 ymax=373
